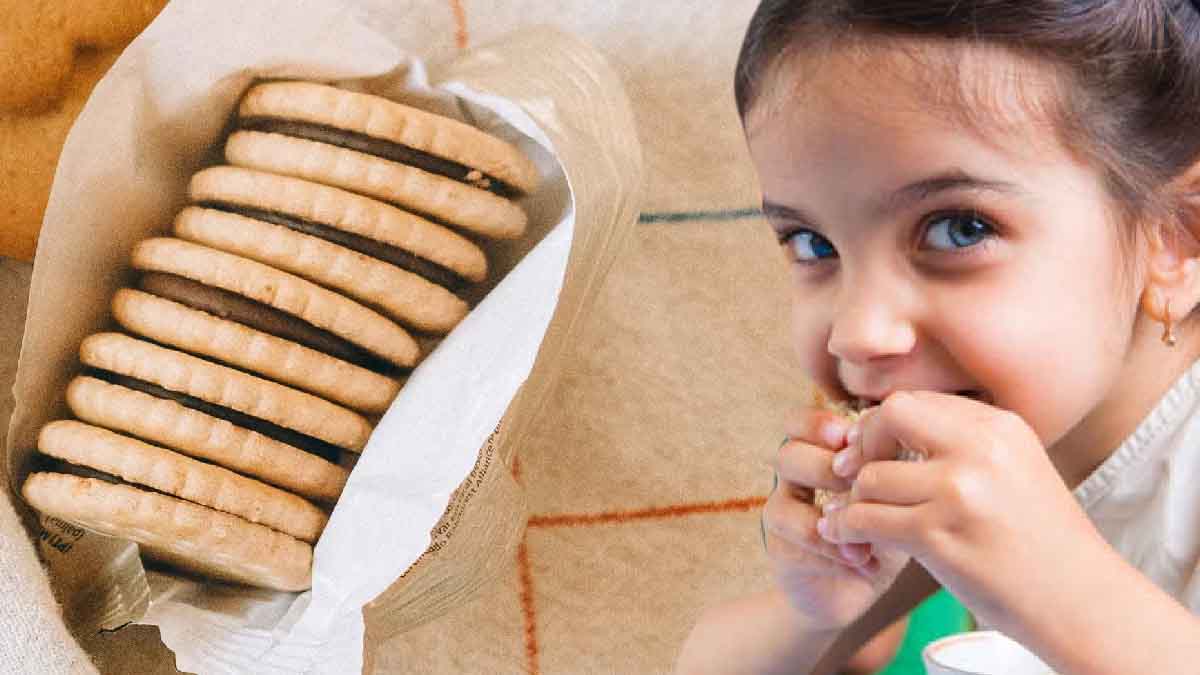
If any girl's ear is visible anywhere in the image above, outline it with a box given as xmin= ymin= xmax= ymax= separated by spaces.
xmin=1140 ymin=222 xmax=1200 ymax=324
xmin=1143 ymin=157 xmax=1200 ymax=321
xmin=1168 ymin=154 xmax=1200 ymax=236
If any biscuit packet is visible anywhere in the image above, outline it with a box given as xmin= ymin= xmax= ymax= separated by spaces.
xmin=3 ymin=1 xmax=642 ymax=672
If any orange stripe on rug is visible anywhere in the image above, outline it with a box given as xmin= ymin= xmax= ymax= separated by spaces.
xmin=527 ymin=496 xmax=766 ymax=529
xmin=449 ymin=0 xmax=469 ymax=50
xmin=517 ymin=535 xmax=540 ymax=675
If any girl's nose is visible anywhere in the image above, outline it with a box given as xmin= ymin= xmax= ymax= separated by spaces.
xmin=824 ymin=285 xmax=916 ymax=364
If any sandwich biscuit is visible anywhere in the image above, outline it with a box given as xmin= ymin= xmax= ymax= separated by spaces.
xmin=813 ymin=400 xmax=921 ymax=509
xmin=23 ymin=472 xmax=312 ymax=591
xmin=173 ymin=206 xmax=469 ymax=334
xmin=66 ymin=376 xmax=347 ymax=503
xmin=80 ymin=332 xmax=372 ymax=452
xmin=238 ymin=81 xmax=540 ymax=195
xmin=188 ymin=166 xmax=487 ymax=286
xmin=112 ymin=288 xmax=400 ymax=414
xmin=134 ymin=271 xmax=399 ymax=376
xmin=130 ymin=237 xmax=421 ymax=369
xmin=813 ymin=402 xmax=862 ymax=510
xmin=225 ymin=131 xmax=528 ymax=240
xmin=37 ymin=420 xmax=327 ymax=542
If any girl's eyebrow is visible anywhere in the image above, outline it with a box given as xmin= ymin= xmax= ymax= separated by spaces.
xmin=762 ymin=169 xmax=1024 ymax=233
xmin=761 ymin=200 xmax=817 ymax=231
xmin=882 ymin=170 xmax=1024 ymax=215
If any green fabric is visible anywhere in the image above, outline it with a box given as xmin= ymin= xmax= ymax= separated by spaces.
xmin=873 ymin=589 xmax=975 ymax=675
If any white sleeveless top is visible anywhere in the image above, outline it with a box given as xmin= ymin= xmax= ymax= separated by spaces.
xmin=1073 ymin=356 xmax=1200 ymax=611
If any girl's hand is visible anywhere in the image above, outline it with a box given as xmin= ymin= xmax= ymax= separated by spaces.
xmin=818 ymin=390 xmax=1104 ymax=635
xmin=763 ymin=404 xmax=912 ymax=630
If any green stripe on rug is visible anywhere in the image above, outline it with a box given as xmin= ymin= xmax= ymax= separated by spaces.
xmin=638 ymin=209 xmax=762 ymax=223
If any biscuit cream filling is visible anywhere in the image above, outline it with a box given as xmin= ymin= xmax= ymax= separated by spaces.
xmin=195 ymin=201 xmax=469 ymax=291
xmin=28 ymin=459 xmax=311 ymax=545
xmin=138 ymin=272 xmax=404 ymax=375
xmin=33 ymin=455 xmax=123 ymax=486
xmin=237 ymin=117 xmax=520 ymax=198
xmin=32 ymin=456 xmax=192 ymax=505
xmin=33 ymin=458 xmax=199 ymax=506
xmin=82 ymin=367 xmax=344 ymax=464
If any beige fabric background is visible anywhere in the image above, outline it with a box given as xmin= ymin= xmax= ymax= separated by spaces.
xmin=0 ymin=1 xmax=816 ymax=672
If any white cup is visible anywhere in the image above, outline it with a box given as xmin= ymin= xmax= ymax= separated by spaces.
xmin=922 ymin=630 xmax=1057 ymax=675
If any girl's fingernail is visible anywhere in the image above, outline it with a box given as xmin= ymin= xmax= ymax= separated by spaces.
xmin=846 ymin=422 xmax=861 ymax=447
xmin=832 ymin=449 xmax=853 ymax=477
xmin=841 ymin=545 xmax=867 ymax=565
xmin=822 ymin=422 xmax=845 ymax=448
xmin=816 ymin=517 xmax=832 ymax=540
xmin=821 ymin=496 xmax=845 ymax=515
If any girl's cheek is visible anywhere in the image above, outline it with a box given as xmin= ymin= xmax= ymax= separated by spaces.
xmin=789 ymin=304 xmax=828 ymax=362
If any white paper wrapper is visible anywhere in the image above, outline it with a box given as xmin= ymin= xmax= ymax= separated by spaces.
xmin=5 ymin=0 xmax=643 ymax=672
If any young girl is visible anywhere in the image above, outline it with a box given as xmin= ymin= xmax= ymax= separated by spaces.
xmin=675 ymin=1 xmax=1200 ymax=673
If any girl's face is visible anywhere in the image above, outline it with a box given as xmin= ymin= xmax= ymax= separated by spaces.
xmin=746 ymin=41 xmax=1194 ymax=487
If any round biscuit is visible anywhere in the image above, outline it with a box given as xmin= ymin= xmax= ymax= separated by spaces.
xmin=239 ymin=80 xmax=540 ymax=194
xmin=174 ymin=207 xmax=469 ymax=334
xmin=189 ymin=166 xmax=487 ymax=283
xmin=39 ymin=420 xmax=327 ymax=543
xmin=80 ymin=332 xmax=371 ymax=452
xmin=225 ymin=131 xmax=527 ymax=239
xmin=131 ymin=237 xmax=420 ymax=368
xmin=66 ymin=376 xmax=348 ymax=503
xmin=113 ymin=288 xmax=400 ymax=415
xmin=23 ymin=473 xmax=311 ymax=591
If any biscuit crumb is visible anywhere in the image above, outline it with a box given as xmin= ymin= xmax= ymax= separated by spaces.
xmin=465 ymin=169 xmax=491 ymax=190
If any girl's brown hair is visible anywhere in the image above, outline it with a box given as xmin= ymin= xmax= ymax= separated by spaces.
xmin=736 ymin=0 xmax=1200 ymax=295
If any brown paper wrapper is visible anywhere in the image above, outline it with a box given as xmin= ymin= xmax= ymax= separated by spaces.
xmin=362 ymin=28 xmax=644 ymax=644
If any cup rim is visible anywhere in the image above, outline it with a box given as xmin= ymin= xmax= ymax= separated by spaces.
xmin=921 ymin=630 xmax=1008 ymax=675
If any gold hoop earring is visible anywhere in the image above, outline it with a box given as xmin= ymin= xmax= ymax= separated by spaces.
xmin=1163 ymin=298 xmax=1178 ymax=348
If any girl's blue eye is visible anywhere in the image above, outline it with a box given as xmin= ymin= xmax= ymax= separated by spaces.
xmin=782 ymin=211 xmax=994 ymax=263
xmin=924 ymin=212 xmax=992 ymax=251
xmin=785 ymin=231 xmax=837 ymax=261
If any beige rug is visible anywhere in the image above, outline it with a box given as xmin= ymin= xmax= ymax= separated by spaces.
xmin=0 ymin=1 xmax=816 ymax=672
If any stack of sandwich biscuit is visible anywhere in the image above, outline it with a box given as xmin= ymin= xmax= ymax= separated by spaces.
xmin=21 ymin=81 xmax=541 ymax=591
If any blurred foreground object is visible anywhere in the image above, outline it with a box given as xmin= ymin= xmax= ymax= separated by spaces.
xmin=0 ymin=0 xmax=168 ymax=261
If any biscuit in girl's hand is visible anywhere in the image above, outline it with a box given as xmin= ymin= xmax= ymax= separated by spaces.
xmin=814 ymin=401 xmax=863 ymax=510
xmin=814 ymin=398 xmax=924 ymax=509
